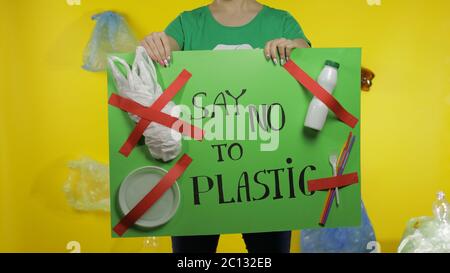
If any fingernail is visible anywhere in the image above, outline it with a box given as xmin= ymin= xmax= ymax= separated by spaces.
xmin=164 ymin=59 xmax=169 ymax=67
xmin=280 ymin=59 xmax=285 ymax=65
xmin=286 ymin=56 xmax=289 ymax=61
xmin=266 ymin=54 xmax=270 ymax=60
xmin=273 ymin=58 xmax=278 ymax=65
xmin=167 ymin=56 xmax=171 ymax=61
xmin=159 ymin=61 xmax=164 ymax=66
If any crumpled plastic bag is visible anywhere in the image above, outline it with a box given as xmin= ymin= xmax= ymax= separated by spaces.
xmin=398 ymin=191 xmax=450 ymax=253
xmin=108 ymin=46 xmax=182 ymax=162
xmin=63 ymin=157 xmax=110 ymax=212
xmin=300 ymin=201 xmax=377 ymax=253
xmin=82 ymin=11 xmax=138 ymax=72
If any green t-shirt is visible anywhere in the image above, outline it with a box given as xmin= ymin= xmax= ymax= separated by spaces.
xmin=165 ymin=5 xmax=310 ymax=51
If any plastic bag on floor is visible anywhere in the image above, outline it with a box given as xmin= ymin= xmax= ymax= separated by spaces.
xmin=397 ymin=191 xmax=450 ymax=253
xmin=301 ymin=201 xmax=377 ymax=253
xmin=63 ymin=157 xmax=110 ymax=212
xmin=82 ymin=11 xmax=137 ymax=72
xmin=108 ymin=46 xmax=182 ymax=162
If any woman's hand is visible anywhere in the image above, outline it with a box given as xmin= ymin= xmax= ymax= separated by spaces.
xmin=264 ymin=38 xmax=310 ymax=65
xmin=141 ymin=32 xmax=179 ymax=67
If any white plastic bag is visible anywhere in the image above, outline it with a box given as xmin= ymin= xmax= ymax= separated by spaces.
xmin=108 ymin=47 xmax=182 ymax=162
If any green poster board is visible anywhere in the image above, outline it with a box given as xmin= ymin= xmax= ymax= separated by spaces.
xmin=107 ymin=48 xmax=361 ymax=237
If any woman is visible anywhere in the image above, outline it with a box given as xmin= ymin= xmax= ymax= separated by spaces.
xmin=141 ymin=0 xmax=310 ymax=253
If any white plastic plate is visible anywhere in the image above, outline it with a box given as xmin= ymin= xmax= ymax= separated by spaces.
xmin=118 ymin=166 xmax=180 ymax=229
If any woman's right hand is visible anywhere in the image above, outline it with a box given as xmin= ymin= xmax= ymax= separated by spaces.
xmin=141 ymin=32 xmax=173 ymax=67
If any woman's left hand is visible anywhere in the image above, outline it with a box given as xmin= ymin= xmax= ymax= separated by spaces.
xmin=264 ymin=38 xmax=310 ymax=65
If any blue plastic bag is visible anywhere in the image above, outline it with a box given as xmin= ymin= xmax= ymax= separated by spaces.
xmin=82 ymin=11 xmax=137 ymax=72
xmin=300 ymin=201 xmax=377 ymax=253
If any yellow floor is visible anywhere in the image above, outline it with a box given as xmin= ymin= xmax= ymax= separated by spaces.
xmin=0 ymin=0 xmax=449 ymax=253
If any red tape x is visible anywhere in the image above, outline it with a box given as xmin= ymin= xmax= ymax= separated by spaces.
xmin=109 ymin=94 xmax=204 ymax=141
xmin=110 ymin=69 xmax=194 ymax=157
xmin=113 ymin=154 xmax=193 ymax=236
xmin=283 ymin=60 xmax=359 ymax=128
xmin=308 ymin=172 xmax=359 ymax=192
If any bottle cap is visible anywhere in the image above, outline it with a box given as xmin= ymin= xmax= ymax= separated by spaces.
xmin=325 ymin=60 xmax=340 ymax=69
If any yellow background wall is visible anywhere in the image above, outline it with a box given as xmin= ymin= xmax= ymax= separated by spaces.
xmin=0 ymin=0 xmax=449 ymax=253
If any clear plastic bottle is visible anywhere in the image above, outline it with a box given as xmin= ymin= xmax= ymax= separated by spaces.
xmin=433 ymin=191 xmax=449 ymax=224
xmin=304 ymin=60 xmax=340 ymax=131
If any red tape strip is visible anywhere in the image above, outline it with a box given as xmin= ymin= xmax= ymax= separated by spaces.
xmin=113 ymin=154 xmax=193 ymax=236
xmin=109 ymin=94 xmax=204 ymax=140
xmin=117 ymin=69 xmax=192 ymax=156
xmin=283 ymin=60 xmax=358 ymax=128
xmin=308 ymin=172 xmax=359 ymax=192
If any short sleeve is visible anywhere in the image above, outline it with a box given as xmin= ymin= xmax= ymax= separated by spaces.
xmin=283 ymin=12 xmax=311 ymax=47
xmin=165 ymin=14 xmax=185 ymax=49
